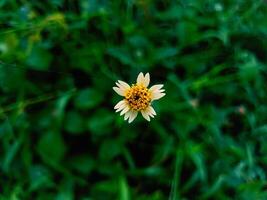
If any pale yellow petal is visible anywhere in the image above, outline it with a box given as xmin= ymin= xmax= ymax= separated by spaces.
xmin=118 ymin=80 xmax=130 ymax=90
xmin=151 ymin=88 xmax=165 ymax=95
xmin=120 ymin=106 xmax=130 ymax=116
xmin=151 ymin=92 xmax=166 ymax=100
xmin=137 ymin=72 xmax=145 ymax=85
xmin=154 ymin=90 xmax=165 ymax=96
xmin=147 ymin=106 xmax=156 ymax=116
xmin=116 ymin=106 xmax=126 ymax=113
xmin=158 ymin=89 xmax=165 ymax=93
xmin=115 ymin=101 xmax=127 ymax=112
xmin=114 ymin=81 xmax=129 ymax=95
xmin=143 ymin=73 xmax=150 ymax=87
xmin=113 ymin=87 xmax=125 ymax=96
xmin=141 ymin=110 xmax=150 ymax=121
xmin=128 ymin=111 xmax=138 ymax=123
xmin=114 ymin=100 xmax=125 ymax=109
xmin=149 ymin=84 xmax=164 ymax=92
xmin=124 ymin=111 xmax=131 ymax=120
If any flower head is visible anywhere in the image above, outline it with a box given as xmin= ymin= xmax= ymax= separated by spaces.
xmin=113 ymin=72 xmax=165 ymax=123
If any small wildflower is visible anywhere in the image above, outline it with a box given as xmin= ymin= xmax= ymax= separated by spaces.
xmin=113 ymin=72 xmax=165 ymax=123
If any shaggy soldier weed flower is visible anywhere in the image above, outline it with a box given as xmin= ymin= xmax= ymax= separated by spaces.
xmin=113 ymin=72 xmax=165 ymax=123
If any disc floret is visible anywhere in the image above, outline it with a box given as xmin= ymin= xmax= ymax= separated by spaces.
xmin=125 ymin=84 xmax=151 ymax=111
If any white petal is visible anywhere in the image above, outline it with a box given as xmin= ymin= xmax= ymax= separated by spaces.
xmin=137 ymin=72 xmax=145 ymax=85
xmin=147 ymin=106 xmax=156 ymax=116
xmin=141 ymin=110 xmax=150 ymax=121
xmin=114 ymin=80 xmax=130 ymax=95
xmin=128 ymin=111 xmax=138 ymax=123
xmin=151 ymin=92 xmax=165 ymax=100
xmin=115 ymin=102 xmax=127 ymax=112
xmin=143 ymin=73 xmax=150 ymax=87
xmin=149 ymin=84 xmax=164 ymax=93
xmin=120 ymin=106 xmax=130 ymax=116
xmin=114 ymin=100 xmax=125 ymax=109
xmin=117 ymin=80 xmax=130 ymax=90
xmin=113 ymin=87 xmax=125 ymax=96
xmin=151 ymin=88 xmax=165 ymax=94
xmin=124 ymin=111 xmax=131 ymax=120
xmin=116 ymin=82 xmax=122 ymax=88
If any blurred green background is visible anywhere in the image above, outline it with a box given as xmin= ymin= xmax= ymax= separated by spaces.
xmin=1 ymin=0 xmax=267 ymax=199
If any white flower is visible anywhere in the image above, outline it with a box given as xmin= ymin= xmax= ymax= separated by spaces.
xmin=113 ymin=72 xmax=165 ymax=123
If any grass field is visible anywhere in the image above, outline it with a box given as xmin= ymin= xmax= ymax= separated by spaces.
xmin=1 ymin=0 xmax=267 ymax=199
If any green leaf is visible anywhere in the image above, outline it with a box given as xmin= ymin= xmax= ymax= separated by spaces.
xmin=87 ymin=109 xmax=113 ymax=135
xmin=107 ymin=47 xmax=133 ymax=65
xmin=26 ymin=46 xmax=52 ymax=70
xmin=99 ymin=139 xmax=121 ymax=161
xmin=118 ymin=176 xmax=130 ymax=200
xmin=64 ymin=111 xmax=85 ymax=134
xmin=153 ymin=47 xmax=178 ymax=61
xmin=68 ymin=155 xmax=94 ymax=174
xmin=74 ymin=88 xmax=104 ymax=110
xmin=37 ymin=131 xmax=66 ymax=164
xmin=29 ymin=165 xmax=53 ymax=192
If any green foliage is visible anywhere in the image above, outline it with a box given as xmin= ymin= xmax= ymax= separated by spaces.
xmin=1 ymin=0 xmax=267 ymax=199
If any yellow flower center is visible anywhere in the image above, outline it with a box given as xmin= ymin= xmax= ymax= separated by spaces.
xmin=125 ymin=84 xmax=151 ymax=111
